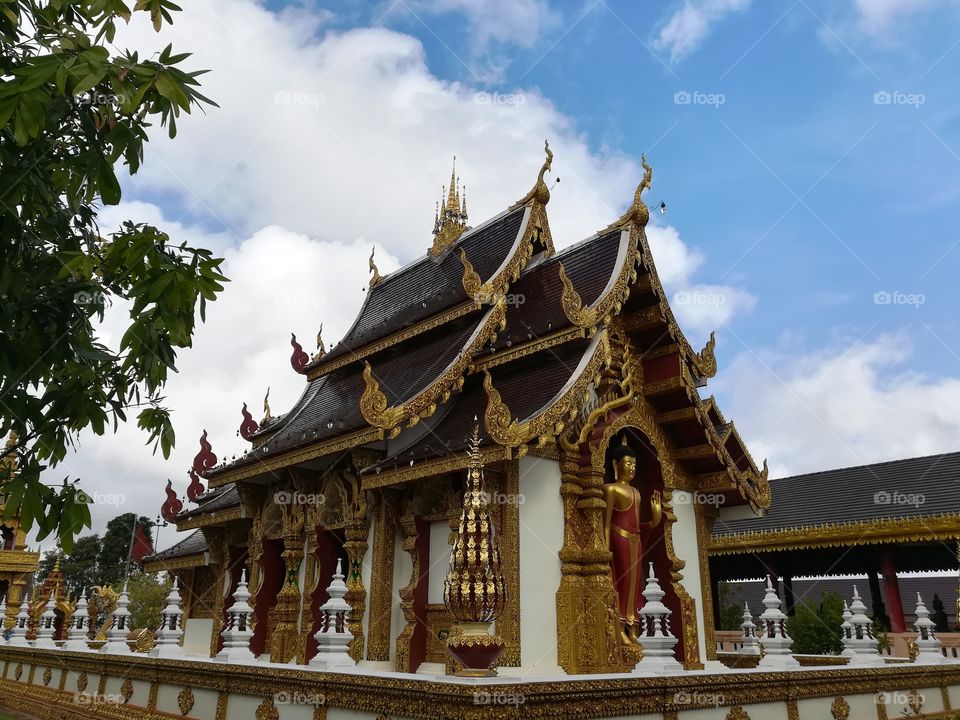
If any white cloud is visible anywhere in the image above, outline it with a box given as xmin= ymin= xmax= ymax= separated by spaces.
xmin=849 ymin=0 xmax=937 ymax=35
xmin=714 ymin=332 xmax=960 ymax=478
xmin=653 ymin=0 xmax=752 ymax=63
xmin=408 ymin=0 xmax=558 ymax=51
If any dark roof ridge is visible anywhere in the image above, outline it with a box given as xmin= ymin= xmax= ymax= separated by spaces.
xmin=770 ymin=450 xmax=960 ymax=484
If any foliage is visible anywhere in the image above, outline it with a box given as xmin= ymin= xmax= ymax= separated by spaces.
xmin=98 ymin=512 xmax=151 ymax=586
xmin=786 ymin=592 xmax=845 ymax=655
xmin=36 ymin=534 xmax=100 ymax=594
xmin=716 ymin=581 xmax=745 ymax=631
xmin=0 ymin=0 xmax=225 ymax=551
xmin=123 ymin=569 xmax=169 ymax=631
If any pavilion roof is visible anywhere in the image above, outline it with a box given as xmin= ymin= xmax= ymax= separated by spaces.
xmin=142 ymin=529 xmax=208 ymax=572
xmin=710 ymin=451 xmax=960 ymax=554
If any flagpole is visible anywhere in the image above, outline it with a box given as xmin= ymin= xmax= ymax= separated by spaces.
xmin=123 ymin=517 xmax=138 ymax=583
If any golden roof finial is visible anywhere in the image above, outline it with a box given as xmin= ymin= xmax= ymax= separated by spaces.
xmin=312 ymin=324 xmax=326 ymax=362
xmin=261 ymin=387 xmax=272 ymax=424
xmin=605 ymin=153 xmax=653 ymax=231
xmin=368 ymin=246 xmax=382 ymax=288
xmin=513 ymin=139 xmax=553 ymax=209
xmin=429 ymin=158 xmax=469 ymax=256
xmin=446 ymin=157 xmax=459 ymax=213
xmin=468 ymin=416 xmax=482 ymax=468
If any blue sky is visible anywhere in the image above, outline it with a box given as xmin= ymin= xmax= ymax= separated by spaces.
xmin=308 ymin=0 xmax=960 ymax=377
xmin=55 ymin=0 xmax=960 ymax=539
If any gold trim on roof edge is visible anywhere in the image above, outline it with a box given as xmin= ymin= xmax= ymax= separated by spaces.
xmin=483 ymin=330 xmax=610 ymax=447
xmin=207 ymin=427 xmax=383 ymax=487
xmin=176 ymin=505 xmax=242 ymax=531
xmin=709 ymin=513 xmax=960 ymax=555
xmin=558 ymin=229 xmax=638 ymax=331
xmin=360 ymin=298 xmax=507 ymax=431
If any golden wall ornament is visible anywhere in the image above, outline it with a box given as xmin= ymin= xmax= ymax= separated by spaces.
xmin=120 ymin=677 xmax=133 ymax=704
xmin=366 ymin=492 xmax=396 ymax=662
xmin=76 ymin=672 xmax=87 ymax=692
xmin=177 ymin=687 xmax=194 ymax=716
xmin=256 ymin=696 xmax=279 ymax=720
xmin=830 ymin=696 xmax=850 ymax=720
xmin=726 ymin=707 xmax=750 ymax=720
xmin=41 ymin=668 xmax=51 ymax=687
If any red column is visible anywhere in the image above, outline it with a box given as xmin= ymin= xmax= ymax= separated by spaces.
xmin=880 ymin=550 xmax=906 ymax=633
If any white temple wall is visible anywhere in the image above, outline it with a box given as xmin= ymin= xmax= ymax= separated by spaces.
xmin=516 ymin=454 xmax=563 ymax=673
xmin=427 ymin=520 xmax=451 ymax=604
xmin=669 ymin=490 xmax=708 ymax=666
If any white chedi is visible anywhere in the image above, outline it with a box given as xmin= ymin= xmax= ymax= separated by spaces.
xmin=913 ymin=593 xmax=948 ymax=664
xmin=739 ymin=602 xmax=761 ymax=655
xmin=216 ymin=570 xmax=256 ymax=662
xmin=100 ymin=581 xmax=132 ymax=654
xmin=31 ymin=592 xmax=59 ymax=648
xmin=842 ymin=585 xmax=883 ymax=665
xmin=758 ymin=575 xmax=799 ymax=668
xmin=7 ymin=595 xmax=31 ymax=647
xmin=839 ymin=600 xmax=855 ymax=658
xmin=150 ymin=577 xmax=185 ymax=658
xmin=309 ymin=559 xmax=356 ymax=670
xmin=63 ymin=589 xmax=90 ymax=651
xmin=633 ymin=563 xmax=682 ymax=673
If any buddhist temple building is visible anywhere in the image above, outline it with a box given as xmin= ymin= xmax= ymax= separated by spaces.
xmin=3 ymin=148 xmax=960 ymax=720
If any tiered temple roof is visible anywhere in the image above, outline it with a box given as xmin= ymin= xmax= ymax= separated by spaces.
xmin=162 ymin=146 xmax=770 ymax=541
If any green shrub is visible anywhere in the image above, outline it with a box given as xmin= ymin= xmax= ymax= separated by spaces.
xmin=786 ymin=592 xmax=845 ymax=655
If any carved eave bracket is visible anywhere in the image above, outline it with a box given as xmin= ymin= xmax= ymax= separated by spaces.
xmin=360 ymin=299 xmax=508 ymax=432
xmin=483 ymin=330 xmax=610 ymax=449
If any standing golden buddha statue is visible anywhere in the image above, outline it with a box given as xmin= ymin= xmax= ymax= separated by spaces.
xmin=602 ymin=443 xmax=662 ymax=644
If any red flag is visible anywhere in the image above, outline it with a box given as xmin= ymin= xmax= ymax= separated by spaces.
xmin=131 ymin=523 xmax=153 ymax=563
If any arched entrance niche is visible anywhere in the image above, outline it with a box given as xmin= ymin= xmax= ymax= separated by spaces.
xmin=597 ymin=406 xmax=702 ymax=669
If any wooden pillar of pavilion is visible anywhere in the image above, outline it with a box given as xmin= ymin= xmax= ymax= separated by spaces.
xmin=880 ymin=549 xmax=906 ymax=633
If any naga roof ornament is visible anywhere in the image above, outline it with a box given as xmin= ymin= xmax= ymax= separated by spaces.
xmin=239 ymin=402 xmax=259 ymax=441
xmin=512 ymin=139 xmax=553 ymax=209
xmin=186 ymin=468 xmax=204 ymax=503
xmin=290 ymin=333 xmax=309 ymax=374
xmin=605 ymin=154 xmax=652 ymax=232
xmin=312 ymin=325 xmax=326 ymax=362
xmin=160 ymin=480 xmax=183 ymax=524
xmin=368 ymin=247 xmax=382 ymax=288
xmin=191 ymin=430 xmax=217 ymax=477
xmin=430 ymin=156 xmax=469 ymax=256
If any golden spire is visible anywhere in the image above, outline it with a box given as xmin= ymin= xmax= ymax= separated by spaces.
xmin=368 ymin=246 xmax=382 ymax=288
xmin=261 ymin=387 xmax=272 ymax=424
xmin=429 ymin=157 xmax=469 ymax=256
xmin=312 ymin=324 xmax=326 ymax=362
